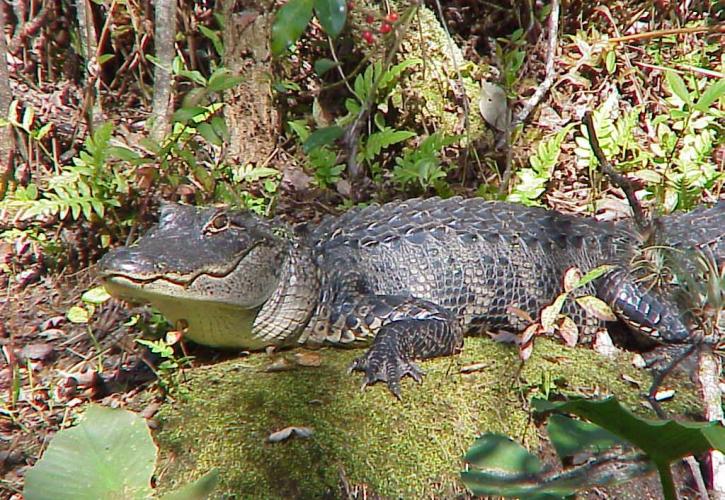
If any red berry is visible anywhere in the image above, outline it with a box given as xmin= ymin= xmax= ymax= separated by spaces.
xmin=365 ymin=14 xmax=375 ymax=23
xmin=362 ymin=30 xmax=374 ymax=44
xmin=347 ymin=1 xmax=354 ymax=10
xmin=386 ymin=12 xmax=399 ymax=22
xmin=380 ymin=22 xmax=392 ymax=34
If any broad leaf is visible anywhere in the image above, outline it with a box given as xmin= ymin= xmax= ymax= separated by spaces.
xmin=575 ymin=295 xmax=617 ymax=321
xmin=546 ymin=414 xmax=626 ymax=459
xmin=694 ymin=78 xmax=725 ymax=113
xmin=533 ymin=397 xmax=725 ymax=466
xmin=271 ymin=0 xmax=314 ymax=55
xmin=24 ymin=406 xmax=156 ymax=500
xmin=314 ymin=0 xmax=347 ymax=38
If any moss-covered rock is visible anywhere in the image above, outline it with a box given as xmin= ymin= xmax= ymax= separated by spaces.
xmin=154 ymin=337 xmax=699 ymax=498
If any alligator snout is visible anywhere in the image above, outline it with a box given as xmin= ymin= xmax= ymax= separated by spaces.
xmin=97 ymin=246 xmax=156 ymax=278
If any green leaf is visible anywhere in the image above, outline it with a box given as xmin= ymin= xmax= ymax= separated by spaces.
xmin=303 ymin=125 xmax=344 ymax=153
xmin=66 ymin=306 xmax=90 ymax=324
xmin=464 ymin=433 xmax=541 ymax=473
xmin=533 ymin=397 xmax=725 ymax=461
xmin=271 ymin=0 xmax=314 ymax=56
xmin=665 ymin=70 xmax=692 ymax=106
xmin=605 ymin=50 xmax=616 ymax=74
xmin=161 ymin=469 xmax=219 ymax=500
xmin=207 ymin=70 xmax=244 ymax=92
xmin=197 ymin=122 xmax=221 ymax=146
xmin=574 ymin=264 xmax=616 ymax=289
xmin=314 ymin=58 xmax=340 ymax=76
xmin=314 ymin=0 xmax=347 ymax=38
xmin=107 ymin=146 xmax=141 ymax=162
xmin=199 ymin=25 xmax=223 ymax=56
xmin=24 ymin=406 xmax=156 ymax=500
xmin=546 ymin=414 xmax=626 ymax=459
xmin=81 ymin=286 xmax=111 ymax=305
xmin=694 ymin=78 xmax=725 ymax=113
xmin=97 ymin=53 xmax=115 ymax=65
xmin=172 ymin=106 xmax=208 ymax=123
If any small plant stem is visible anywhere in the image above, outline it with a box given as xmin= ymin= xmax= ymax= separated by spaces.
xmin=85 ymin=325 xmax=104 ymax=372
xmin=655 ymin=461 xmax=677 ymax=500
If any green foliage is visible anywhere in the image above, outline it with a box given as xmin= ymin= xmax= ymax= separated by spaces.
xmin=135 ymin=338 xmax=194 ymax=397
xmin=392 ymin=132 xmax=459 ymax=192
xmin=462 ymin=396 xmax=725 ymax=499
xmin=147 ymin=56 xmax=279 ymax=213
xmin=495 ymin=29 xmax=526 ymax=93
xmin=288 ymin=120 xmax=345 ymax=188
xmin=508 ymin=125 xmax=573 ymax=205
xmin=24 ymin=405 xmax=218 ymax=500
xmin=574 ymin=70 xmax=724 ymax=211
xmin=341 ymin=59 xmax=422 ymax=121
xmin=1 ymin=123 xmax=141 ymax=222
xmin=271 ymin=0 xmax=347 ymax=55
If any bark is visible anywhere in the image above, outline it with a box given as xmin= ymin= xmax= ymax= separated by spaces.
xmin=149 ymin=0 xmax=177 ymax=143
xmin=221 ymin=0 xmax=277 ymax=164
xmin=0 ymin=5 xmax=14 ymax=198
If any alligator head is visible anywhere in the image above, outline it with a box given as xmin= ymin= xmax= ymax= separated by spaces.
xmin=98 ymin=203 xmax=289 ymax=348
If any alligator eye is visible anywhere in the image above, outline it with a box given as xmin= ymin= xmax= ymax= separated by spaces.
xmin=204 ymin=213 xmax=230 ymax=234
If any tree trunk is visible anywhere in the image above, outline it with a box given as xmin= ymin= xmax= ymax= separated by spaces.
xmin=221 ymin=0 xmax=278 ymax=165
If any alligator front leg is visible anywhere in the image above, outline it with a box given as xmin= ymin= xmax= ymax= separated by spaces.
xmin=350 ymin=317 xmax=464 ymax=398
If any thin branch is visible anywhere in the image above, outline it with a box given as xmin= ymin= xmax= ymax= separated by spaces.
xmin=582 ymin=111 xmax=648 ymax=231
xmin=607 ymin=24 xmax=724 ymax=44
xmin=513 ymin=0 xmax=559 ymax=126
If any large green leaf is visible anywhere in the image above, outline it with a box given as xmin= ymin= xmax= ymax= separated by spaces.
xmin=271 ymin=0 xmax=314 ymax=55
xmin=546 ymin=414 xmax=626 ymax=459
xmin=533 ymin=397 xmax=725 ymax=462
xmin=24 ymin=405 xmax=156 ymax=500
xmin=314 ymin=0 xmax=347 ymax=38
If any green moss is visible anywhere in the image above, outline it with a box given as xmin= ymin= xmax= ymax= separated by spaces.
xmin=393 ymin=5 xmax=489 ymax=143
xmin=154 ymin=338 xmax=700 ymax=498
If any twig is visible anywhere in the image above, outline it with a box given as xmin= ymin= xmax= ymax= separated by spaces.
xmin=499 ymin=0 xmax=559 ymax=195
xmin=607 ymin=24 xmax=724 ymax=44
xmin=513 ymin=0 xmax=560 ymax=126
xmin=582 ymin=111 xmax=649 ymax=231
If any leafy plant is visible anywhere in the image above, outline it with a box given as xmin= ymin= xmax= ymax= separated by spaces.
xmin=495 ymin=28 xmax=526 ymax=94
xmin=518 ymin=265 xmax=616 ymax=360
xmin=24 ymin=405 xmax=217 ymax=500
xmin=392 ymin=132 xmax=459 ymax=192
xmin=1 ymin=122 xmax=142 ymax=222
xmin=508 ymin=125 xmax=573 ymax=205
xmin=461 ymin=396 xmax=725 ymax=499
xmin=271 ymin=0 xmax=347 ymax=55
xmin=136 ymin=338 xmax=194 ymax=397
xmin=288 ymin=121 xmax=345 ymax=188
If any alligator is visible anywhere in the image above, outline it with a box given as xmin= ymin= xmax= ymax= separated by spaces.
xmin=97 ymin=197 xmax=724 ymax=396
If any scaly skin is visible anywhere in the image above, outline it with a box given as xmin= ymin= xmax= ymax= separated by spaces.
xmin=98 ymin=197 xmax=725 ymax=396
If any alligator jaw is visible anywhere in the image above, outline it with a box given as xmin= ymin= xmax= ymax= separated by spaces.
xmin=101 ymin=274 xmax=269 ymax=349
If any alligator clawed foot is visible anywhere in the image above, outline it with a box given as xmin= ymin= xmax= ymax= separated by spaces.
xmin=349 ymin=353 xmax=425 ymax=399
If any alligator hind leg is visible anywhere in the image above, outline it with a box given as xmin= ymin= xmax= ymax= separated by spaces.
xmin=349 ymin=317 xmax=464 ymax=398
